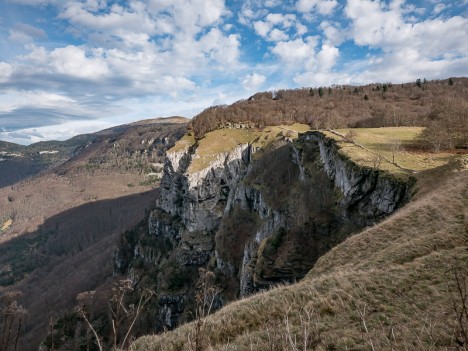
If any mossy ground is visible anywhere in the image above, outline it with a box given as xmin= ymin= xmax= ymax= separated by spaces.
xmin=171 ymin=126 xmax=462 ymax=178
xmin=188 ymin=129 xmax=255 ymax=173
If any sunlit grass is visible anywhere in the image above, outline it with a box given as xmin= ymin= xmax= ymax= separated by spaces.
xmin=325 ymin=127 xmax=458 ymax=177
xmin=184 ymin=124 xmax=311 ymax=173
xmin=0 ymin=218 xmax=12 ymax=233
xmin=168 ymin=133 xmax=196 ymax=153
xmin=188 ymin=129 xmax=256 ymax=173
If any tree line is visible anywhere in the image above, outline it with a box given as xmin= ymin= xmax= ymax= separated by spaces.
xmin=189 ymin=78 xmax=467 ymax=151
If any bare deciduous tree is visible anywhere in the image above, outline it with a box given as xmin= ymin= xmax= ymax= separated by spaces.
xmin=450 ymin=267 xmax=468 ymax=349
xmin=370 ymin=151 xmax=385 ymax=169
xmin=188 ymin=268 xmax=221 ymax=351
xmin=387 ymin=138 xmax=402 ymax=164
xmin=0 ymin=291 xmax=26 ymax=351
xmin=76 ymin=282 xmax=154 ymax=351
xmin=345 ymin=130 xmax=357 ymax=143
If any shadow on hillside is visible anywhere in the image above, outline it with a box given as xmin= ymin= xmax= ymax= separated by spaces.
xmin=0 ymin=158 xmax=47 ymax=188
xmin=0 ymin=188 xmax=158 ymax=351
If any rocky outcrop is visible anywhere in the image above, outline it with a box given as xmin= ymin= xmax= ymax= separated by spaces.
xmin=305 ymin=132 xmax=414 ymax=222
xmin=116 ymin=130 xmax=415 ymax=331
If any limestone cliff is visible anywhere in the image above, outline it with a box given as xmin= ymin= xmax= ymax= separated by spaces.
xmin=115 ymin=130 xmax=414 ymax=331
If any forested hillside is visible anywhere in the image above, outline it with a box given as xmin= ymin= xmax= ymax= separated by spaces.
xmin=0 ymin=118 xmax=188 ymax=350
xmin=191 ymin=78 xmax=467 ymax=150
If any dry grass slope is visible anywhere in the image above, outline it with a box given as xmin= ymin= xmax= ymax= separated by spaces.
xmin=169 ymin=124 xmax=311 ymax=174
xmin=325 ymin=127 xmax=458 ymax=178
xmin=131 ymin=157 xmax=468 ymax=350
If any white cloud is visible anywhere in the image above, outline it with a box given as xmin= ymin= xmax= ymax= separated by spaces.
xmin=0 ymin=90 xmax=76 ymax=113
xmin=320 ymin=21 xmax=346 ymax=46
xmin=269 ymin=28 xmax=289 ymax=41
xmin=2 ymin=0 xmax=468 ymax=143
xmin=296 ymin=0 xmax=338 ymax=15
xmin=293 ymin=0 xmax=468 ymax=85
xmin=8 ymin=0 xmax=59 ymax=5
xmin=272 ymin=37 xmax=318 ymax=64
xmin=198 ymin=28 xmax=241 ymax=65
xmin=7 ymin=0 xmax=241 ymax=95
xmin=0 ymin=62 xmax=13 ymax=83
xmin=253 ymin=13 xmax=299 ymax=41
xmin=315 ymin=44 xmax=339 ymax=71
xmin=266 ymin=13 xmax=296 ymax=27
xmin=49 ymin=46 xmax=110 ymax=79
xmin=293 ymin=43 xmax=341 ymax=86
xmin=432 ymin=3 xmax=446 ymax=15
xmin=254 ymin=21 xmax=272 ymax=37
xmin=264 ymin=0 xmax=282 ymax=7
xmin=148 ymin=0 xmax=228 ymax=33
xmin=242 ymin=73 xmax=266 ymax=90
xmin=59 ymin=1 xmax=156 ymax=39
xmin=0 ymin=119 xmax=114 ymax=144
xmin=345 ymin=0 xmax=468 ymax=59
xmin=296 ymin=22 xmax=308 ymax=35
xmin=8 ymin=23 xmax=47 ymax=44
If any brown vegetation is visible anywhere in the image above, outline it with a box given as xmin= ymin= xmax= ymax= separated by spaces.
xmin=131 ymin=157 xmax=468 ymax=350
xmin=189 ymin=78 xmax=468 ymax=152
xmin=0 ymin=120 xmax=187 ymax=350
xmin=0 ymin=291 xmax=25 ymax=351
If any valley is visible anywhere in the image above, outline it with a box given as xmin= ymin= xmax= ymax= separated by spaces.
xmin=0 ymin=118 xmax=187 ymax=349
xmin=0 ymin=79 xmax=467 ymax=351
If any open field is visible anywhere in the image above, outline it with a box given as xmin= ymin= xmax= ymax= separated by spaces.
xmin=170 ymin=125 xmax=463 ymax=179
xmin=325 ymin=127 xmax=462 ymax=178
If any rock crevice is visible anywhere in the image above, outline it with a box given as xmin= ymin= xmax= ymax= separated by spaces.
xmin=116 ymin=130 xmax=415 ymax=330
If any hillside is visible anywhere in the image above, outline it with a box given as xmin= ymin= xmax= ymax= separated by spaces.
xmin=0 ymin=141 xmax=24 ymax=152
xmin=0 ymin=118 xmax=188 ymax=350
xmin=2 ymin=80 xmax=467 ymax=351
xmin=32 ymin=119 xmax=466 ymax=351
xmin=189 ymin=78 xmax=468 ymax=151
xmin=132 ymin=146 xmax=467 ymax=351
xmin=0 ymin=116 xmax=189 ymax=188
xmin=100 ymin=121 xmax=459 ymax=350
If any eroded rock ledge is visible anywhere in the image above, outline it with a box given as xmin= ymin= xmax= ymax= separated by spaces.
xmin=115 ymin=130 xmax=414 ymax=331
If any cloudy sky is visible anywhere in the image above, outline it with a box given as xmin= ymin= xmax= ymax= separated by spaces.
xmin=0 ymin=0 xmax=467 ymax=144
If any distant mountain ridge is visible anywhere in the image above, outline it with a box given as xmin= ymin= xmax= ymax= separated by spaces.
xmin=0 ymin=116 xmax=189 ymax=188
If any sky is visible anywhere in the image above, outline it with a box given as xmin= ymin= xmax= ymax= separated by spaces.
xmin=0 ymin=0 xmax=467 ymax=144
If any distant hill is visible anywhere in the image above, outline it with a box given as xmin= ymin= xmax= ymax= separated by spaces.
xmin=2 ymin=78 xmax=467 ymax=351
xmin=0 ymin=117 xmax=188 ymax=350
xmin=129 ymin=116 xmax=189 ymax=126
xmin=0 ymin=140 xmax=24 ymax=152
xmin=0 ymin=116 xmax=189 ymax=188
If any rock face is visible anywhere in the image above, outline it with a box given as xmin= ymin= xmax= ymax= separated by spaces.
xmin=115 ymin=130 xmax=414 ymax=331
